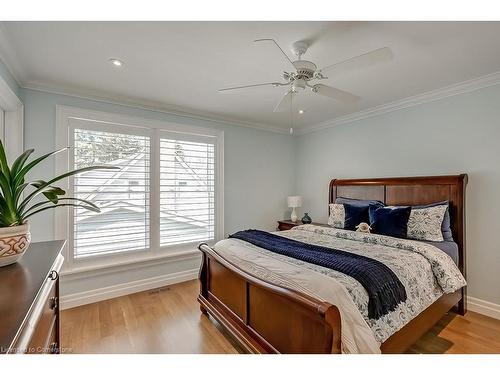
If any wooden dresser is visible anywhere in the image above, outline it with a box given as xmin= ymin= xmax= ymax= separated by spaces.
xmin=0 ymin=240 xmax=65 ymax=354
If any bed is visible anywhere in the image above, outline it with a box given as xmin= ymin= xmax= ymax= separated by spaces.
xmin=197 ymin=175 xmax=468 ymax=353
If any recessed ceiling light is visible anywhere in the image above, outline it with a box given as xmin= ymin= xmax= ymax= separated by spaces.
xmin=298 ymin=109 xmax=305 ymax=114
xmin=109 ymin=58 xmax=123 ymax=67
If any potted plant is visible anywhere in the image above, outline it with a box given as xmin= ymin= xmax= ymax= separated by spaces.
xmin=0 ymin=140 xmax=117 ymax=267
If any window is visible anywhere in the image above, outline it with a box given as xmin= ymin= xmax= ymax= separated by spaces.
xmin=159 ymin=138 xmax=215 ymax=246
xmin=73 ymin=128 xmax=150 ymax=258
xmin=59 ymin=108 xmax=223 ymax=267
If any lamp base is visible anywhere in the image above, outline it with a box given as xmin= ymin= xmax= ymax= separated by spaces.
xmin=290 ymin=207 xmax=298 ymax=223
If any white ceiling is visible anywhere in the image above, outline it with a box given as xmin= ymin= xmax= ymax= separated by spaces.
xmin=1 ymin=21 xmax=500 ymax=132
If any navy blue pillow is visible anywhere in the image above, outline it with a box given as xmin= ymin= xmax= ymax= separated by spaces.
xmin=336 ymin=197 xmax=384 ymax=208
xmin=343 ymin=203 xmax=370 ymax=231
xmin=369 ymin=204 xmax=411 ymax=238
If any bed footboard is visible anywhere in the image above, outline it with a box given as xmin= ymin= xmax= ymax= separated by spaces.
xmin=197 ymin=243 xmax=342 ymax=354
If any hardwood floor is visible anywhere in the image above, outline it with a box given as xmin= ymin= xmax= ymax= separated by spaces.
xmin=61 ymin=280 xmax=242 ymax=353
xmin=61 ymin=280 xmax=500 ymax=354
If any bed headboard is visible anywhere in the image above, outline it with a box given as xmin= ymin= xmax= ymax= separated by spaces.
xmin=329 ymin=175 xmax=468 ymax=278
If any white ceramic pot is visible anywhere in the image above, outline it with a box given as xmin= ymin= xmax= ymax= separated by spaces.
xmin=0 ymin=223 xmax=31 ymax=267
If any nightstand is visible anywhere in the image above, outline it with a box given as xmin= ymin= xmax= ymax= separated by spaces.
xmin=277 ymin=220 xmax=301 ymax=231
xmin=277 ymin=220 xmax=328 ymax=231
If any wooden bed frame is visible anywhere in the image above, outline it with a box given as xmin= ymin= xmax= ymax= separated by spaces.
xmin=197 ymin=175 xmax=468 ymax=353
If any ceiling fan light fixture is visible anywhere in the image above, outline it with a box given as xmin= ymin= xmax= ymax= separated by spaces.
xmin=292 ymin=79 xmax=306 ymax=91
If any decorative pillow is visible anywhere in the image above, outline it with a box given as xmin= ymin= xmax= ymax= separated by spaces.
xmin=369 ymin=204 xmax=412 ymax=238
xmin=344 ymin=204 xmax=371 ymax=230
xmin=413 ymin=201 xmax=453 ymax=241
xmin=407 ymin=204 xmax=448 ymax=242
xmin=328 ymin=203 xmax=345 ymax=228
xmin=328 ymin=202 xmax=373 ymax=230
xmin=335 ymin=197 xmax=384 ymax=208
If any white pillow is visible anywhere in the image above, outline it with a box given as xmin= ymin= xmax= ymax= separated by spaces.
xmin=328 ymin=203 xmax=345 ymax=229
xmin=407 ymin=205 xmax=447 ymax=241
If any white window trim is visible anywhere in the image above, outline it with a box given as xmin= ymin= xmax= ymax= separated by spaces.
xmin=55 ymin=105 xmax=224 ymax=274
xmin=0 ymin=75 xmax=23 ymax=161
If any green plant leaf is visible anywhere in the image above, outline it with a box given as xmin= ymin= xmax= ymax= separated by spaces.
xmin=21 ymin=197 xmax=100 ymax=218
xmin=10 ymin=149 xmax=34 ymax=179
xmin=13 ymin=182 xmax=29 ymax=205
xmin=18 ymin=165 xmax=118 ymax=212
xmin=0 ymin=142 xmax=118 ymax=227
xmin=43 ymin=191 xmax=59 ymax=204
xmin=23 ymin=203 xmax=100 ymax=220
xmin=30 ymin=180 xmax=66 ymax=193
xmin=0 ymin=140 xmax=11 ymax=181
xmin=29 ymin=181 xmax=66 ymax=204
xmin=13 ymin=147 xmax=69 ymax=188
xmin=0 ymin=196 xmax=7 ymax=211
xmin=0 ymin=173 xmax=12 ymax=200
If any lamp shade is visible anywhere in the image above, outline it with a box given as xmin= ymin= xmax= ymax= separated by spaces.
xmin=287 ymin=196 xmax=302 ymax=208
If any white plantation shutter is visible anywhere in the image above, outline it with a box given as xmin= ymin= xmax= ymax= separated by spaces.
xmin=63 ymin=112 xmax=222 ymax=265
xmin=159 ymin=138 xmax=215 ymax=246
xmin=72 ymin=128 xmax=150 ymax=258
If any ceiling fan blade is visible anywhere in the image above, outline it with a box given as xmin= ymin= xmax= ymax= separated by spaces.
xmin=218 ymin=82 xmax=283 ymax=93
xmin=319 ymin=47 xmax=393 ymax=74
xmin=312 ymin=84 xmax=360 ymax=103
xmin=254 ymin=38 xmax=296 ymax=71
xmin=273 ymin=90 xmax=295 ymax=112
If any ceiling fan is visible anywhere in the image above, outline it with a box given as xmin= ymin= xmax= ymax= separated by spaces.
xmin=219 ymin=39 xmax=393 ymax=112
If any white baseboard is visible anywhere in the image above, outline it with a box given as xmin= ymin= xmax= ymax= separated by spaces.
xmin=60 ymin=268 xmax=199 ymax=310
xmin=467 ymin=296 xmax=500 ymax=320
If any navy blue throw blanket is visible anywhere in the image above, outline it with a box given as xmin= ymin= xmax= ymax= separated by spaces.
xmin=229 ymin=230 xmax=407 ymax=319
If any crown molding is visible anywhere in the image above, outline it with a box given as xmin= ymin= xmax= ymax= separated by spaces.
xmin=14 ymin=70 xmax=500 ymax=138
xmin=22 ymin=81 xmax=291 ymax=135
xmin=296 ymin=70 xmax=500 ymax=136
xmin=21 ymin=69 xmax=500 ymax=137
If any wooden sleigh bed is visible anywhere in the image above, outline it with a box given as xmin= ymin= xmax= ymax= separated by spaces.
xmin=197 ymin=175 xmax=468 ymax=353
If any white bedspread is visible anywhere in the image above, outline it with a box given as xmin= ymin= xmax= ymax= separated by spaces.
xmin=213 ymin=224 xmax=466 ymax=354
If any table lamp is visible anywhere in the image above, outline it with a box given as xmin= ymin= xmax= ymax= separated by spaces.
xmin=287 ymin=196 xmax=302 ymax=223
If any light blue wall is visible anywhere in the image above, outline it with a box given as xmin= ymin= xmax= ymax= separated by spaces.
xmin=0 ymin=57 xmax=21 ymax=98
xmin=16 ymin=82 xmax=500 ymax=305
xmin=296 ymin=84 xmax=500 ymax=305
xmin=20 ymin=88 xmax=296 ymax=242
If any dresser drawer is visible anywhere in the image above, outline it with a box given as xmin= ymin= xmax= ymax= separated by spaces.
xmin=27 ymin=277 xmax=58 ymax=354
xmin=12 ymin=264 xmax=62 ymax=354
xmin=0 ymin=242 xmax=65 ymax=355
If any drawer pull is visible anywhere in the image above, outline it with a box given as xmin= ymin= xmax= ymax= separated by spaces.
xmin=48 ymin=270 xmax=58 ymax=281
xmin=49 ymin=296 xmax=58 ymax=310
xmin=49 ymin=342 xmax=58 ymax=354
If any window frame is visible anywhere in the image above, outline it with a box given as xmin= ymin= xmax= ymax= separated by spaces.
xmin=157 ymin=130 xmax=217 ymax=249
xmin=69 ymin=119 xmax=153 ymax=260
xmin=55 ymin=106 xmax=224 ymax=274
xmin=0 ymin=74 xmax=24 ymax=163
